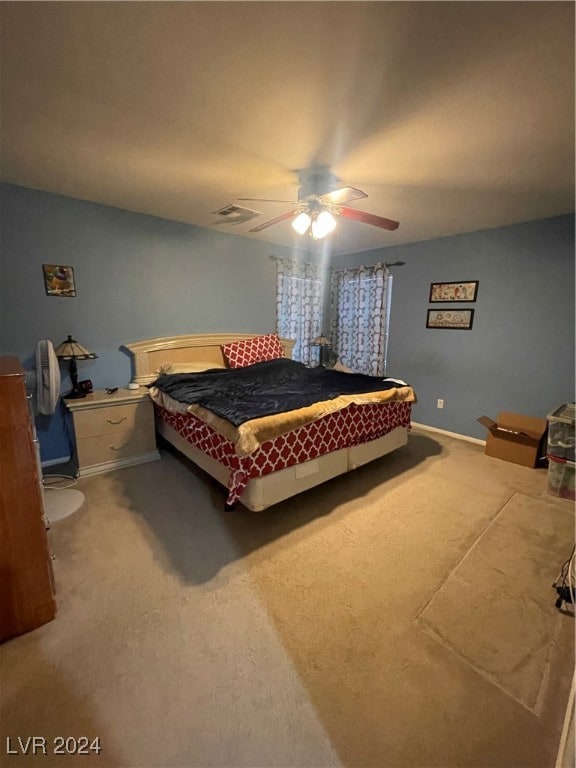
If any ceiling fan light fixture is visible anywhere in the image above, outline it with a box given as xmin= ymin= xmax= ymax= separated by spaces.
xmin=292 ymin=211 xmax=312 ymax=235
xmin=246 ymin=171 xmax=398 ymax=237
xmin=311 ymin=210 xmax=337 ymax=239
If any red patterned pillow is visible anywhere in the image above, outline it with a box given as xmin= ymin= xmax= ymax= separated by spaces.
xmin=222 ymin=333 xmax=284 ymax=368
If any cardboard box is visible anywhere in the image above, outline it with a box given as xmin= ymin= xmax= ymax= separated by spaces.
xmin=477 ymin=412 xmax=548 ymax=468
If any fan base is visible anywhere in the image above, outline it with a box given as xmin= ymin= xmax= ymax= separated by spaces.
xmin=44 ymin=488 xmax=85 ymax=524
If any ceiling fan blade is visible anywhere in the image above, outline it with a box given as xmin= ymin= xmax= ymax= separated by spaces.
xmin=339 ymin=206 xmax=400 ymax=231
xmin=238 ymin=197 xmax=297 ymax=204
xmin=249 ymin=210 xmax=299 ymax=232
xmin=318 ymin=186 xmax=368 ymax=205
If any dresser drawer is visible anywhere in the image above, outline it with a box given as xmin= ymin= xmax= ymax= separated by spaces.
xmin=73 ymin=401 xmax=153 ymax=439
xmin=76 ymin=427 xmax=157 ymax=468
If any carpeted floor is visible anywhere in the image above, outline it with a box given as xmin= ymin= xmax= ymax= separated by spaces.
xmin=1 ymin=428 xmax=574 ymax=767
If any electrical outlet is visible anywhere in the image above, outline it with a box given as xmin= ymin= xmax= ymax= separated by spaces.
xmin=437 ymin=399 xmax=444 ymax=409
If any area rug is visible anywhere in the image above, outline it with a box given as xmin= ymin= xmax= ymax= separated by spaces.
xmin=418 ymin=491 xmax=574 ymax=713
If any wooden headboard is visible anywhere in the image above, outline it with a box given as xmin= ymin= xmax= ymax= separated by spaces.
xmin=122 ymin=333 xmax=296 ymax=386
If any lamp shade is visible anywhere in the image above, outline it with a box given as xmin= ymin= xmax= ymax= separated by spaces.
xmin=292 ymin=212 xmax=312 ymax=235
xmin=311 ymin=211 xmax=336 ymax=239
xmin=311 ymin=335 xmax=331 ymax=347
xmin=54 ymin=335 xmax=98 ymax=361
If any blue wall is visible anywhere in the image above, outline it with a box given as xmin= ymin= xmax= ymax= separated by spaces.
xmin=0 ymin=184 xmax=303 ymax=460
xmin=333 ymin=215 xmax=575 ymax=439
xmin=1 ymin=183 xmax=574 ymax=458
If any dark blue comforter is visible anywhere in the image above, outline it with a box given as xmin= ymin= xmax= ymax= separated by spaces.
xmin=150 ymin=358 xmax=407 ymax=426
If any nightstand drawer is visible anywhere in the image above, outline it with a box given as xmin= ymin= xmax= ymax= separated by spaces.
xmin=73 ymin=401 xmax=152 ymax=439
xmin=76 ymin=427 xmax=157 ymax=467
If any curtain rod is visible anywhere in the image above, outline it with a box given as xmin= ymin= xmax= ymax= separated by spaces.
xmin=331 ymin=261 xmax=389 ymax=273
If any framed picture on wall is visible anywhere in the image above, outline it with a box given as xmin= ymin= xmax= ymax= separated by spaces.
xmin=43 ymin=264 xmax=77 ymax=297
xmin=429 ymin=281 xmax=479 ymax=303
xmin=426 ymin=309 xmax=474 ymax=330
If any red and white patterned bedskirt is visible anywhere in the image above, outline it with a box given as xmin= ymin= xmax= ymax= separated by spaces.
xmin=155 ymin=400 xmax=412 ymax=505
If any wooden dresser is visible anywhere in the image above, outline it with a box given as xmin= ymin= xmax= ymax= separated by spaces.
xmin=65 ymin=388 xmax=159 ymax=476
xmin=0 ymin=357 xmax=56 ymax=642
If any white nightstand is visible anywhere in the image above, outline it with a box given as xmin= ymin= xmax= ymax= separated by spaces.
xmin=65 ymin=388 xmax=160 ymax=476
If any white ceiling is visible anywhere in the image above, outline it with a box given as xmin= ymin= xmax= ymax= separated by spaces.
xmin=1 ymin=2 xmax=574 ymax=255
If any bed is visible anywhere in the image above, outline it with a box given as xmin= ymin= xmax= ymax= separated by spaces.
xmin=122 ymin=333 xmax=416 ymax=511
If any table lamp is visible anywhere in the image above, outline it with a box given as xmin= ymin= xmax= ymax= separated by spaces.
xmin=55 ymin=335 xmax=98 ymax=399
xmin=311 ymin=334 xmax=336 ymax=367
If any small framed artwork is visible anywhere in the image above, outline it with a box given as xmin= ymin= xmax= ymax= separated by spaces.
xmin=43 ymin=264 xmax=77 ymax=297
xmin=429 ymin=280 xmax=479 ymax=303
xmin=426 ymin=309 xmax=475 ymax=330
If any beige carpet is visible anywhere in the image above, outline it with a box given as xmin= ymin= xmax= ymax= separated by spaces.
xmin=1 ymin=427 xmax=574 ymax=767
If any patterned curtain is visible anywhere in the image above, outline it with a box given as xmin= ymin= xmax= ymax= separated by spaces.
xmin=276 ymin=257 xmax=323 ymax=366
xmin=330 ymin=263 xmax=391 ymax=376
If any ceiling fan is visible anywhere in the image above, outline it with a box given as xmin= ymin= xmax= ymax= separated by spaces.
xmin=238 ymin=168 xmax=399 ymax=240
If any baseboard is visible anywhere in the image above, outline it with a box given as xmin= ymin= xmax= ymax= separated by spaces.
xmin=411 ymin=422 xmax=486 ymax=446
xmin=77 ymin=451 xmax=161 ymax=477
xmin=42 ymin=455 xmax=72 ymax=468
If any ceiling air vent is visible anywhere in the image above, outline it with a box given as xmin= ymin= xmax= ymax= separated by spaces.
xmin=212 ymin=204 xmax=262 ymax=225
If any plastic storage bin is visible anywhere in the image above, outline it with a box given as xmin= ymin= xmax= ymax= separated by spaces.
xmin=547 ymin=403 xmax=575 ymax=462
xmin=547 ymin=455 xmax=575 ymax=501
